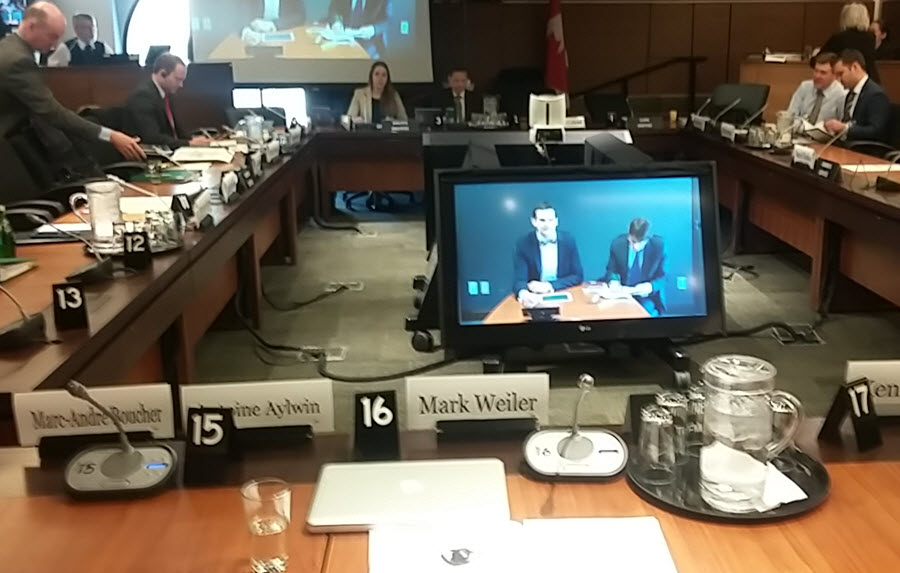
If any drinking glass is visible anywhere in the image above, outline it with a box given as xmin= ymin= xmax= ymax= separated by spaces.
xmin=241 ymin=478 xmax=292 ymax=573
xmin=636 ymin=404 xmax=676 ymax=486
xmin=655 ymin=392 xmax=688 ymax=462
xmin=699 ymin=355 xmax=802 ymax=513
xmin=69 ymin=180 xmax=123 ymax=253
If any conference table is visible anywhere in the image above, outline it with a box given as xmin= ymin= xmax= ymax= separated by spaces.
xmin=483 ymin=285 xmax=650 ymax=324
xmin=209 ymin=26 xmax=370 ymax=60
xmin=2 ymin=420 xmax=899 ymax=572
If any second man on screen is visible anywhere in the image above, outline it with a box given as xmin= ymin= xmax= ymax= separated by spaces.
xmin=125 ymin=53 xmax=211 ymax=149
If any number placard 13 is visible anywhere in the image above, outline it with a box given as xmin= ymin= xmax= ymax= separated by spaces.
xmin=52 ymin=282 xmax=88 ymax=331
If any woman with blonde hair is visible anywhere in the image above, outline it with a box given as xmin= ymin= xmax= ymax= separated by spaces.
xmin=817 ymin=2 xmax=880 ymax=82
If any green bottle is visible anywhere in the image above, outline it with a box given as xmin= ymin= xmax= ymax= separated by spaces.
xmin=0 ymin=206 xmax=17 ymax=258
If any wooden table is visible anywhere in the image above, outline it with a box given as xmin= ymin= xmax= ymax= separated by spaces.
xmin=483 ymin=286 xmax=650 ymax=324
xmin=209 ymin=26 xmax=369 ymax=60
xmin=2 ymin=421 xmax=900 ymax=572
xmin=634 ymin=129 xmax=900 ymax=312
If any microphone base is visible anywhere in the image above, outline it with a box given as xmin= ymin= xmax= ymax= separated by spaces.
xmin=0 ymin=313 xmax=46 ymax=350
xmin=65 ymin=443 xmax=177 ymax=499
xmin=66 ymin=258 xmax=116 ymax=285
xmin=557 ymin=433 xmax=594 ymax=461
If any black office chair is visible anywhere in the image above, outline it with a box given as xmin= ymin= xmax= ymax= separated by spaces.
xmin=493 ymin=67 xmax=546 ymax=120
xmin=707 ymin=83 xmax=770 ymax=125
xmin=846 ymin=103 xmax=900 ymax=159
xmin=584 ymin=92 xmax=633 ymax=127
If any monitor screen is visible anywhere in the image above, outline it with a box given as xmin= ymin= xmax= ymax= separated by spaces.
xmin=436 ymin=164 xmax=723 ymax=353
xmin=1 ymin=1 xmax=26 ymax=26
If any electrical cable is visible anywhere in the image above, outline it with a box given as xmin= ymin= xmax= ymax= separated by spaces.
xmin=262 ymin=284 xmax=348 ymax=311
xmin=316 ymin=355 xmax=461 ymax=383
xmin=677 ymin=321 xmax=801 ymax=346
xmin=0 ymin=284 xmax=29 ymax=321
xmin=233 ymin=292 xmax=325 ymax=360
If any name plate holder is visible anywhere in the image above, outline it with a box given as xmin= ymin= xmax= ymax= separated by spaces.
xmin=690 ymin=114 xmax=709 ymax=131
xmin=791 ymin=144 xmax=818 ymax=171
xmin=720 ymin=122 xmax=737 ymax=142
xmin=37 ymin=431 xmax=155 ymax=464
xmin=436 ymin=417 xmax=538 ymax=442
xmin=818 ymin=377 xmax=882 ymax=452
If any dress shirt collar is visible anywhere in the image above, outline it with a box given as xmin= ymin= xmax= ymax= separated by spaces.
xmin=537 ymin=231 xmax=557 ymax=245
xmin=851 ymin=74 xmax=869 ymax=96
xmin=151 ymin=76 xmax=167 ymax=100
xmin=76 ymin=39 xmax=94 ymax=50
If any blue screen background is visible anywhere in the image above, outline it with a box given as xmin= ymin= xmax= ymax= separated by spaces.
xmin=453 ymin=177 xmax=708 ymax=323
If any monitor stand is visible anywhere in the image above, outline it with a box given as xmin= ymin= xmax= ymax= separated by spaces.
xmin=480 ymin=339 xmax=692 ymax=390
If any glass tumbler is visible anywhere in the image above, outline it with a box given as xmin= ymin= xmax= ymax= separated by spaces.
xmin=241 ymin=478 xmax=292 ymax=573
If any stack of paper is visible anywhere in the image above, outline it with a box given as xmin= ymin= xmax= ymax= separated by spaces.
xmin=368 ymin=517 xmax=678 ymax=573
xmin=171 ymin=147 xmax=234 ymax=164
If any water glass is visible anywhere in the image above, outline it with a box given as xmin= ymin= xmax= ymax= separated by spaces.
xmin=69 ymin=181 xmax=123 ymax=252
xmin=636 ymin=404 xmax=676 ymax=486
xmin=655 ymin=392 xmax=688 ymax=461
xmin=241 ymin=478 xmax=292 ymax=573
xmin=686 ymin=386 xmax=706 ymax=451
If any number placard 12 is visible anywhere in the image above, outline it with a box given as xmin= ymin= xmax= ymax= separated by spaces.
xmin=123 ymin=231 xmax=151 ymax=270
xmin=52 ymin=282 xmax=88 ymax=331
xmin=354 ymin=390 xmax=399 ymax=460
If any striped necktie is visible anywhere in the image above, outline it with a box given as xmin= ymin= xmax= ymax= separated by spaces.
xmin=842 ymin=90 xmax=857 ymax=123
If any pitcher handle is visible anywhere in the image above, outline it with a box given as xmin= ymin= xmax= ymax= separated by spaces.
xmin=68 ymin=192 xmax=91 ymax=226
xmin=767 ymin=390 xmax=804 ymax=459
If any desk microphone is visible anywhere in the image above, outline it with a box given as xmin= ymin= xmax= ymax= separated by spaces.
xmin=63 ymin=380 xmax=176 ymax=499
xmin=26 ymin=215 xmax=116 ymax=284
xmin=558 ymin=373 xmax=595 ymax=460
xmin=815 ymin=123 xmax=850 ymax=160
xmin=711 ymin=98 xmax=742 ymax=125
xmin=694 ymin=97 xmax=712 ymax=116
xmin=0 ymin=284 xmax=46 ymax=350
xmin=739 ymin=104 xmax=768 ymax=129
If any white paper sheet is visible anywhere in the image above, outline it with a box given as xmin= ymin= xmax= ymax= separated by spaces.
xmin=841 ymin=164 xmax=900 ymax=173
xmin=35 ymin=222 xmax=90 ymax=234
xmin=171 ymin=147 xmax=234 ymax=163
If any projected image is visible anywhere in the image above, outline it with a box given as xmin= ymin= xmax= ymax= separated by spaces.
xmin=453 ymin=178 xmax=708 ymax=325
xmin=1 ymin=1 xmax=27 ymax=26
xmin=190 ymin=0 xmax=430 ymax=82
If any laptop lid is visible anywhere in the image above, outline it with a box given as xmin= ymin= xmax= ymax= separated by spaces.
xmin=306 ymin=458 xmax=510 ymax=533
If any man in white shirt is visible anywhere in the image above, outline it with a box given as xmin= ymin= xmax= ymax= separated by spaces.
xmin=512 ymin=202 xmax=584 ymax=308
xmin=787 ymin=51 xmax=846 ymax=125
xmin=46 ymin=13 xmax=112 ymax=67
xmin=824 ymin=49 xmax=891 ymax=142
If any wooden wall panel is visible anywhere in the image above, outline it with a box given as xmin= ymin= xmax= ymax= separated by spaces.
xmin=803 ymin=2 xmax=846 ymax=50
xmin=693 ymin=3 xmax=732 ymax=92
xmin=728 ymin=3 xmax=806 ymax=81
xmin=648 ymin=3 xmax=695 ymax=94
xmin=565 ymin=3 xmax=652 ymax=94
xmin=430 ymin=3 xmax=466 ymax=83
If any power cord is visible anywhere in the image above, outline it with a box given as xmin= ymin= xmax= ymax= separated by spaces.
xmin=316 ymin=355 xmax=460 ymax=383
xmin=722 ymin=260 xmax=759 ymax=281
xmin=677 ymin=321 xmax=801 ymax=346
xmin=234 ymin=292 xmax=325 ymax=361
xmin=262 ymin=284 xmax=348 ymax=311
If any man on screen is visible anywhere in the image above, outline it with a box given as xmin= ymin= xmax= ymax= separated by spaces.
xmin=602 ymin=218 xmax=666 ymax=316
xmin=513 ymin=203 xmax=583 ymax=309
xmin=328 ymin=0 xmax=390 ymax=59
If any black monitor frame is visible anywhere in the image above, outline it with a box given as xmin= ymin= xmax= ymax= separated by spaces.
xmin=435 ymin=162 xmax=724 ymax=356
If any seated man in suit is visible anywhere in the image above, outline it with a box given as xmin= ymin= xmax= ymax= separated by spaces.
xmin=46 ymin=13 xmax=112 ymax=67
xmin=787 ymin=52 xmax=846 ymax=125
xmin=824 ymin=49 xmax=891 ymax=142
xmin=602 ymin=218 xmax=666 ymax=317
xmin=125 ymin=53 xmax=210 ymax=149
xmin=329 ymin=0 xmax=390 ymax=60
xmin=432 ymin=67 xmax=482 ymax=123
xmin=513 ymin=202 xmax=583 ymax=309
xmin=0 ymin=2 xmax=143 ymax=160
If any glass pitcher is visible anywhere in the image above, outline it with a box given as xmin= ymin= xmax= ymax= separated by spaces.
xmin=699 ymin=355 xmax=803 ymax=513
xmin=69 ymin=180 xmax=123 ymax=253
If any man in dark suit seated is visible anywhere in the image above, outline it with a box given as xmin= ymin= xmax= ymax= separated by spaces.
xmin=825 ymin=49 xmax=891 ymax=143
xmin=329 ymin=0 xmax=390 ymax=59
xmin=0 ymin=2 xmax=143 ymax=160
xmin=125 ymin=53 xmax=210 ymax=149
xmin=432 ymin=67 xmax=483 ymax=123
xmin=513 ymin=202 xmax=583 ymax=308
xmin=602 ymin=217 xmax=666 ymax=316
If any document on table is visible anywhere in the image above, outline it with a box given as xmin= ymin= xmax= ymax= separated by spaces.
xmin=841 ymin=164 xmax=900 ymax=173
xmin=35 ymin=222 xmax=90 ymax=234
xmin=171 ymin=147 xmax=234 ymax=164
xmin=368 ymin=517 xmax=678 ymax=573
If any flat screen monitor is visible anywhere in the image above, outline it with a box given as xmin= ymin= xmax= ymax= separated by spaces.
xmin=529 ymin=94 xmax=566 ymax=128
xmin=584 ymin=133 xmax=652 ymax=166
xmin=436 ymin=163 xmax=723 ymax=354
xmin=1 ymin=2 xmax=25 ymax=27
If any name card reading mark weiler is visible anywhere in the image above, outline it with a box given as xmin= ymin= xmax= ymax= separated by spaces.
xmin=180 ymin=379 xmax=335 ymax=432
xmin=406 ymin=373 xmax=549 ymax=431
xmin=13 ymin=384 xmax=175 ymax=447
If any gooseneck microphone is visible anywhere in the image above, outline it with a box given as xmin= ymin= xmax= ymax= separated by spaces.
xmin=62 ymin=380 xmax=177 ymax=498
xmin=739 ymin=104 xmax=768 ymax=129
xmin=0 ymin=284 xmax=47 ymax=350
xmin=557 ymin=373 xmax=595 ymax=460
xmin=65 ymin=381 xmax=142 ymax=478
xmin=711 ymin=98 xmax=742 ymax=125
xmin=26 ymin=214 xmax=116 ymax=284
xmin=694 ymin=97 xmax=712 ymax=116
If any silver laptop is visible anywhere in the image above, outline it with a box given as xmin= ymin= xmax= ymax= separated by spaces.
xmin=306 ymin=458 xmax=510 ymax=532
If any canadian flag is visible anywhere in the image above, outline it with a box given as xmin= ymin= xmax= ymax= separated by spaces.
xmin=545 ymin=0 xmax=568 ymax=93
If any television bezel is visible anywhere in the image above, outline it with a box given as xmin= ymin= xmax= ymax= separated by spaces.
xmin=435 ymin=162 xmax=725 ymax=355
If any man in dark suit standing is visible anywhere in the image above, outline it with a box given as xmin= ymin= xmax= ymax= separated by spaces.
xmin=0 ymin=2 xmax=144 ymax=159
xmin=513 ymin=202 xmax=584 ymax=308
xmin=603 ymin=218 xmax=666 ymax=316
xmin=125 ymin=53 xmax=209 ymax=150
xmin=432 ymin=67 xmax=483 ymax=123
xmin=825 ymin=49 xmax=891 ymax=143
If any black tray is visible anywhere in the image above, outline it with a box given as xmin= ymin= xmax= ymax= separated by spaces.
xmin=625 ymin=447 xmax=830 ymax=523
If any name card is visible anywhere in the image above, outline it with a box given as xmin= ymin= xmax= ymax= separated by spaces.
xmin=720 ymin=122 xmax=736 ymax=142
xmin=690 ymin=114 xmax=709 ymax=131
xmin=406 ymin=373 xmax=549 ymax=431
xmin=180 ymin=379 xmax=335 ymax=432
xmin=791 ymin=144 xmax=817 ymax=170
xmin=847 ymin=360 xmax=900 ymax=415
xmin=13 ymin=384 xmax=175 ymax=447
